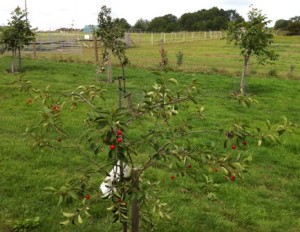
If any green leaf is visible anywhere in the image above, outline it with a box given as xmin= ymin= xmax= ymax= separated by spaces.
xmin=258 ymin=139 xmax=262 ymax=146
xmin=230 ymin=162 xmax=244 ymax=171
xmin=244 ymin=154 xmax=252 ymax=162
xmin=78 ymin=214 xmax=83 ymax=224
xmin=62 ymin=212 xmax=75 ymax=218
xmin=221 ymin=167 xmax=229 ymax=175
xmin=68 ymin=191 xmax=78 ymax=200
xmin=60 ymin=220 xmax=70 ymax=225
xmin=84 ymin=211 xmax=91 ymax=217
xmin=168 ymin=78 xmax=178 ymax=85
xmin=44 ymin=186 xmax=56 ymax=191
xmin=57 ymin=195 xmax=63 ymax=206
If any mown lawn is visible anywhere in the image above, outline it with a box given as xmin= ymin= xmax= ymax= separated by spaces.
xmin=0 ymin=56 xmax=300 ymax=232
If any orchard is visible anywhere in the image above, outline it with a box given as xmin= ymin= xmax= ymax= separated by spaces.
xmin=1 ymin=4 xmax=299 ymax=232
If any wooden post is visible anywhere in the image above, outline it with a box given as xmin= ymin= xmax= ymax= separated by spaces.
xmin=151 ymin=33 xmax=154 ymax=46
xmin=131 ymin=169 xmax=140 ymax=232
xmin=94 ymin=36 xmax=98 ymax=63
xmin=126 ymin=93 xmax=133 ymax=110
xmin=107 ymin=54 xmax=112 ymax=83
xmin=118 ymin=76 xmax=122 ymax=109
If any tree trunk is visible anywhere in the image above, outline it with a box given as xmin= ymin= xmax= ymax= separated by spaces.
xmin=94 ymin=36 xmax=98 ymax=63
xmin=11 ymin=49 xmax=17 ymax=73
xmin=131 ymin=169 xmax=140 ymax=232
xmin=107 ymin=54 xmax=112 ymax=83
xmin=119 ymin=161 xmax=128 ymax=232
xmin=33 ymin=42 xmax=36 ymax=59
xmin=18 ymin=47 xmax=22 ymax=72
xmin=240 ymin=56 xmax=249 ymax=94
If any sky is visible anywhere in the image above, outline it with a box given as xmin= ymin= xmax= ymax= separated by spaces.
xmin=0 ymin=0 xmax=299 ymax=30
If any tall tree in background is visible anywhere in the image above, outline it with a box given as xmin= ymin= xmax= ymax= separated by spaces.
xmin=286 ymin=16 xmax=300 ymax=35
xmin=0 ymin=6 xmax=35 ymax=73
xmin=133 ymin=19 xmax=149 ymax=31
xmin=227 ymin=6 xmax=278 ymax=93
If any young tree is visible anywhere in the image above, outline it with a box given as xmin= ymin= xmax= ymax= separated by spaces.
xmin=227 ymin=7 xmax=278 ymax=93
xmin=0 ymin=6 xmax=35 ymax=73
xmin=95 ymin=5 xmax=129 ymax=83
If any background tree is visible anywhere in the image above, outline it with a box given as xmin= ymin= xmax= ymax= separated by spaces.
xmin=286 ymin=16 xmax=300 ymax=35
xmin=133 ymin=19 xmax=149 ymax=31
xmin=274 ymin=19 xmax=290 ymax=30
xmin=114 ymin=18 xmax=131 ymax=31
xmin=227 ymin=6 xmax=278 ymax=93
xmin=178 ymin=7 xmax=244 ymax=31
xmin=148 ymin=14 xmax=179 ymax=32
xmin=0 ymin=6 xmax=35 ymax=73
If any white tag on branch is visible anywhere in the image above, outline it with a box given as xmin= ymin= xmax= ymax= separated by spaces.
xmin=100 ymin=161 xmax=131 ymax=197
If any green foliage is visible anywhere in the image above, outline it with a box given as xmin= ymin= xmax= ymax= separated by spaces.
xmin=8 ymin=217 xmax=40 ymax=232
xmin=0 ymin=6 xmax=35 ymax=72
xmin=133 ymin=19 xmax=150 ymax=31
xmin=274 ymin=16 xmax=300 ymax=35
xmin=176 ymin=51 xmax=184 ymax=66
xmin=95 ymin=5 xmax=129 ymax=82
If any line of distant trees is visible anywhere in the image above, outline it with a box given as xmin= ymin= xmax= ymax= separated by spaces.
xmin=52 ymin=7 xmax=243 ymax=33
xmin=127 ymin=7 xmax=244 ymax=32
xmin=274 ymin=16 xmax=300 ymax=35
xmin=39 ymin=6 xmax=300 ymax=35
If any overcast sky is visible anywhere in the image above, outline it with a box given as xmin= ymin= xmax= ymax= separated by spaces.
xmin=0 ymin=0 xmax=298 ymax=30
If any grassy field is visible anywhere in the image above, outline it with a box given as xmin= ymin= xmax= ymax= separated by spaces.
xmin=1 ymin=54 xmax=300 ymax=232
xmin=23 ymin=32 xmax=300 ymax=79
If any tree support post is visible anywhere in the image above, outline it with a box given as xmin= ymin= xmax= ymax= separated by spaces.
xmin=94 ymin=36 xmax=98 ymax=63
xmin=118 ymin=76 xmax=123 ymax=109
xmin=131 ymin=168 xmax=140 ymax=232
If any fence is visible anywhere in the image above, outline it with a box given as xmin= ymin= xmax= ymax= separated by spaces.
xmin=148 ymin=31 xmax=226 ymax=45
xmin=24 ymin=31 xmax=83 ymax=54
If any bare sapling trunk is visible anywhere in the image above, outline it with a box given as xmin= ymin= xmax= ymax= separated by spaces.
xmin=11 ymin=49 xmax=17 ymax=73
xmin=33 ymin=41 xmax=36 ymax=59
xmin=18 ymin=47 xmax=22 ymax=72
xmin=240 ymin=56 xmax=249 ymax=94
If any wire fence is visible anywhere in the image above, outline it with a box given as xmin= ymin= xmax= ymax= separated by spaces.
xmin=23 ymin=30 xmax=226 ymax=54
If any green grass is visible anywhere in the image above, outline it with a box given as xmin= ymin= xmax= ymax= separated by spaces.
xmin=24 ymin=32 xmax=300 ymax=79
xmin=0 ymin=56 xmax=300 ymax=232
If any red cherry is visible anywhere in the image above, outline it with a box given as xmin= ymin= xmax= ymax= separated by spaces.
xmin=110 ymin=144 xmax=116 ymax=150
xmin=85 ymin=194 xmax=91 ymax=200
xmin=116 ymin=137 xmax=122 ymax=143
xmin=116 ymin=130 xmax=122 ymax=136
xmin=242 ymin=141 xmax=248 ymax=145
xmin=187 ymin=164 xmax=192 ymax=168
xmin=52 ymin=105 xmax=61 ymax=112
xmin=170 ymin=175 xmax=175 ymax=180
xmin=230 ymin=175 xmax=236 ymax=181
xmin=215 ymin=168 xmax=219 ymax=173
xmin=231 ymin=145 xmax=237 ymax=150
